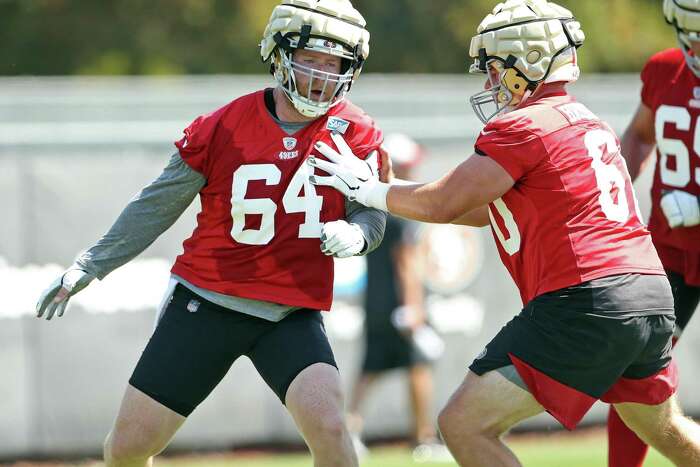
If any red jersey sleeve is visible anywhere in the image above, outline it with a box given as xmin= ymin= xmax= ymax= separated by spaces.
xmin=641 ymin=49 xmax=684 ymax=109
xmin=353 ymin=123 xmax=383 ymax=173
xmin=174 ymin=105 xmax=229 ymax=175
xmin=640 ymin=55 xmax=660 ymax=109
xmin=332 ymin=102 xmax=384 ymax=172
xmin=474 ymin=116 xmax=547 ymax=181
xmin=351 ymin=121 xmax=383 ymax=159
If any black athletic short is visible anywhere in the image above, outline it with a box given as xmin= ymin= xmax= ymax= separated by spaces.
xmin=667 ymin=270 xmax=700 ymax=336
xmin=469 ymin=273 xmax=677 ymax=430
xmin=129 ymin=285 xmax=337 ymax=417
xmin=362 ymin=326 xmax=430 ymax=373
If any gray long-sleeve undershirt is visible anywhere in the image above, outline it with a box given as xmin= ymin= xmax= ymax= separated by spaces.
xmin=77 ymin=150 xmax=386 ymax=322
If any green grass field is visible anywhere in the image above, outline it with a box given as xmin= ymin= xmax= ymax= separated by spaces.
xmin=156 ymin=430 xmax=673 ymax=467
xmin=10 ymin=429 xmax=673 ymax=467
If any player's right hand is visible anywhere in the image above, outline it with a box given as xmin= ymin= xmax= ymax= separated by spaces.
xmin=36 ymin=266 xmax=95 ymax=320
xmin=660 ymin=190 xmax=700 ymax=228
xmin=308 ymin=132 xmax=389 ymax=211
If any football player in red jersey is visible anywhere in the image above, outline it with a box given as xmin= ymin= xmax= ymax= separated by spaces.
xmin=308 ymin=1 xmax=700 ymax=466
xmin=606 ymin=1 xmax=700 ymax=466
xmin=34 ymin=1 xmax=385 ymax=466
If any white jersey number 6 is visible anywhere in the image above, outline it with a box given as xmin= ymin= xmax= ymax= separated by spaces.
xmin=231 ymin=163 xmax=323 ymax=245
xmin=585 ymin=129 xmax=636 ymax=223
xmin=490 ymin=129 xmax=639 ymax=256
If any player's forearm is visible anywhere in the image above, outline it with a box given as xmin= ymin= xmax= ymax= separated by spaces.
xmin=345 ymin=200 xmax=387 ymax=255
xmin=385 ymin=182 xmax=465 ymax=224
xmin=385 ymin=156 xmax=512 ymax=223
xmin=77 ymin=153 xmax=205 ymax=279
xmin=451 ymin=206 xmax=490 ymax=227
xmin=621 ymin=127 xmax=655 ymax=182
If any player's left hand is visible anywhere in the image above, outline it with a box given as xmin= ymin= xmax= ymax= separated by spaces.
xmin=36 ymin=266 xmax=94 ymax=320
xmin=308 ymin=132 xmax=389 ymax=211
xmin=660 ymin=190 xmax=700 ymax=228
xmin=320 ymin=220 xmax=366 ymax=258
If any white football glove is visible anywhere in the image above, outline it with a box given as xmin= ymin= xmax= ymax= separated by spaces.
xmin=308 ymin=132 xmax=390 ymax=211
xmin=660 ymin=190 xmax=700 ymax=228
xmin=320 ymin=220 xmax=366 ymax=258
xmin=36 ymin=265 xmax=95 ymax=320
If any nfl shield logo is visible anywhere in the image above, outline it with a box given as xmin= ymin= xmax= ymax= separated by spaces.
xmin=187 ymin=299 xmax=200 ymax=313
xmin=283 ymin=137 xmax=297 ymax=150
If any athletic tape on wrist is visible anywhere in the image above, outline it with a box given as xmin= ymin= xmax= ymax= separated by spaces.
xmin=365 ymin=182 xmax=390 ymax=211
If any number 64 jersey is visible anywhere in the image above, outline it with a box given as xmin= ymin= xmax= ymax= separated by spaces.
xmin=642 ymin=48 xmax=700 ymax=286
xmin=475 ymin=87 xmax=665 ymax=306
xmin=171 ymin=90 xmax=382 ymax=311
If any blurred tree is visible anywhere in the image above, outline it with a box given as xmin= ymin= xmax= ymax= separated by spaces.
xmin=0 ymin=0 xmax=677 ymax=76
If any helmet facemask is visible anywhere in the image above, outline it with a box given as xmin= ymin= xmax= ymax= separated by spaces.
xmin=273 ymin=36 xmax=357 ymax=118
xmin=469 ymin=58 xmax=536 ymax=124
xmin=678 ymin=29 xmax=700 ymax=77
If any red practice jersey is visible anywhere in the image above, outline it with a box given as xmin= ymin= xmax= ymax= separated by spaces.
xmin=641 ymin=48 xmax=700 ymax=285
xmin=171 ymin=90 xmax=383 ymax=310
xmin=475 ymin=86 xmax=664 ymax=305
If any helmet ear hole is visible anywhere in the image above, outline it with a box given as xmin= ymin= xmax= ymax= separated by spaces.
xmin=526 ymin=50 xmax=542 ymax=64
xmin=501 ymin=68 xmax=530 ymax=97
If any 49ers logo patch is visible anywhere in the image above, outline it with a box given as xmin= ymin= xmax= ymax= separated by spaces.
xmin=279 ymin=137 xmax=299 ymax=160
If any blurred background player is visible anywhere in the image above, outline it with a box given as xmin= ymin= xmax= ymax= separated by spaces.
xmin=34 ymin=1 xmax=386 ymax=466
xmin=346 ymin=133 xmax=449 ymax=460
xmin=607 ymin=1 xmax=700 ymax=466
xmin=308 ymin=1 xmax=700 ymax=465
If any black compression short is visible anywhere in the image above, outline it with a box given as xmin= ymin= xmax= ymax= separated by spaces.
xmin=129 ymin=285 xmax=337 ymax=417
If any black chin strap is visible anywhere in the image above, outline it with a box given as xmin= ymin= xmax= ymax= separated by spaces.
xmin=273 ymin=32 xmax=294 ymax=54
xmin=273 ymin=25 xmax=313 ymax=54
xmin=297 ymin=25 xmax=312 ymax=50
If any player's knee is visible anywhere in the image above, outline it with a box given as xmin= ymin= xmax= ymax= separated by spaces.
xmin=103 ymin=428 xmax=159 ymax=465
xmin=294 ymin=395 xmax=347 ymax=443
xmin=316 ymin=412 xmax=347 ymax=441
xmin=439 ymin=398 xmax=501 ymax=442
xmin=437 ymin=406 xmax=453 ymax=438
xmin=438 ymin=404 xmax=473 ymax=440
